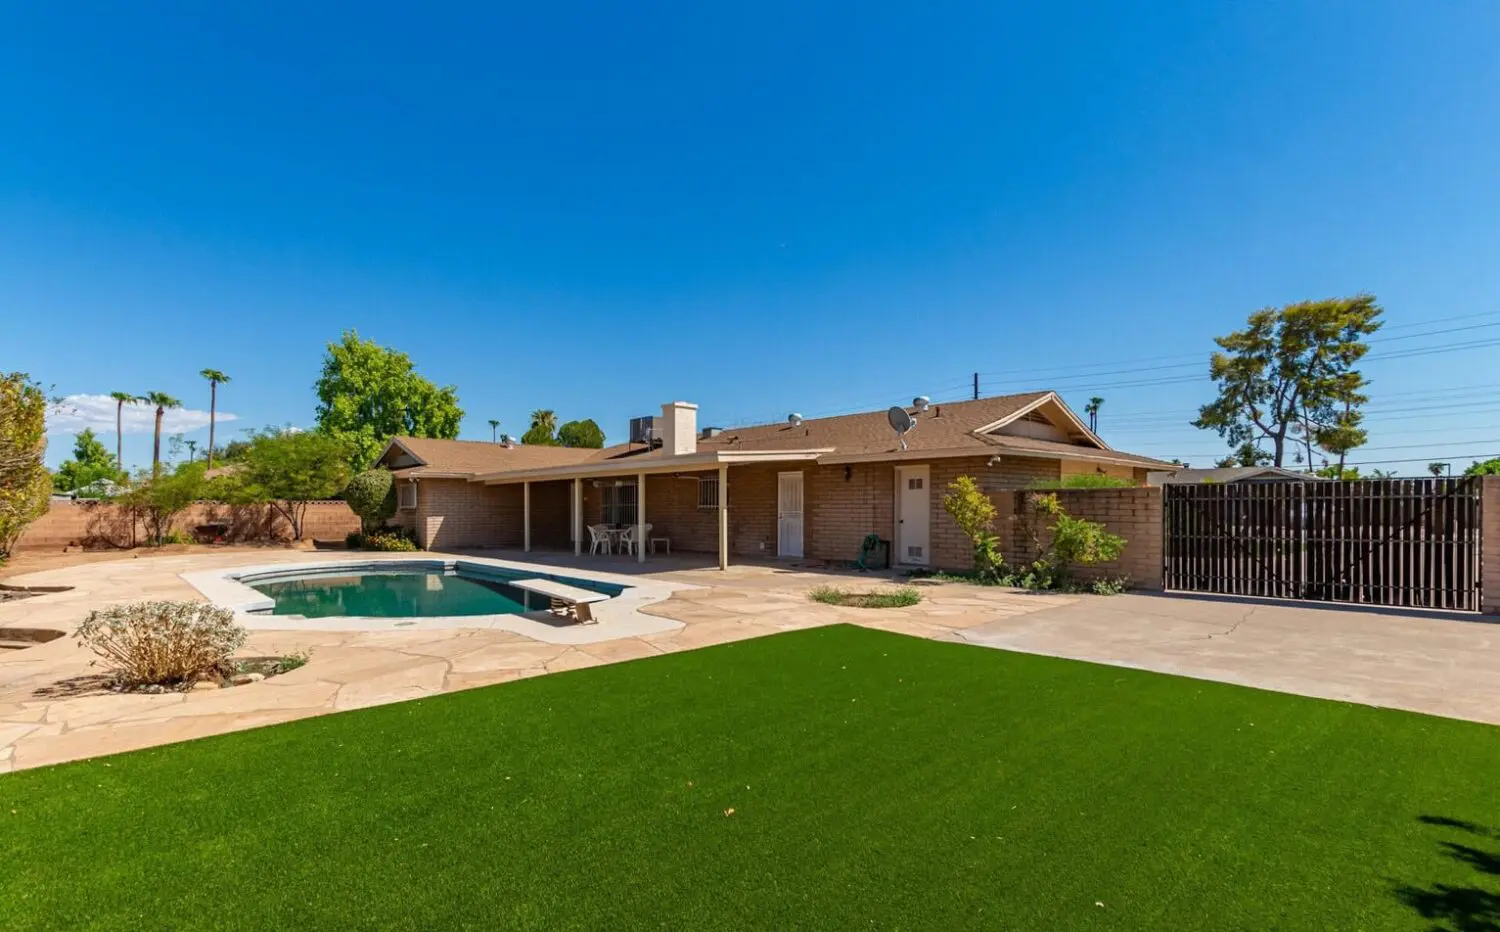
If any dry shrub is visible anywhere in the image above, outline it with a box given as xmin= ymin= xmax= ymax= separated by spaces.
xmin=76 ymin=601 xmax=247 ymax=687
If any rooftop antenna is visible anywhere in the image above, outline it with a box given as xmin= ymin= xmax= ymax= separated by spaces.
xmin=787 ymin=413 xmax=804 ymax=428
xmin=887 ymin=405 xmax=915 ymax=451
xmin=913 ymin=396 xmax=931 ymax=414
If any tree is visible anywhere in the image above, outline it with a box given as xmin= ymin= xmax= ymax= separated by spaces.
xmin=141 ymin=391 xmax=182 ymax=478
xmin=1085 ymin=396 xmax=1104 ymax=433
xmin=942 ymin=475 xmax=1002 ymax=580
xmin=1427 ymin=462 xmax=1449 ymax=478
xmin=118 ymin=463 xmax=206 ymax=545
xmin=238 ymin=429 xmax=351 ymax=540
xmin=1214 ymin=441 xmax=1272 ymax=469
xmin=488 ymin=419 xmax=500 ymax=443
xmin=0 ymin=373 xmax=51 ymax=560
xmin=109 ymin=391 xmax=137 ymax=474
xmin=53 ymin=429 xmax=124 ymax=492
xmin=199 ymin=369 xmax=231 ymax=469
xmin=1193 ymin=295 xmax=1382 ymax=468
xmin=557 ymin=418 xmax=606 ymax=448
xmin=521 ymin=409 xmax=559 ymax=446
xmin=185 ymin=439 xmax=198 ymax=463
xmin=1464 ymin=458 xmax=1500 ymax=477
xmin=314 ymin=330 xmax=463 ymax=470
xmin=343 ymin=468 xmax=397 ymax=533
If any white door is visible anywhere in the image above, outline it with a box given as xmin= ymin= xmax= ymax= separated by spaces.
xmin=895 ymin=466 xmax=930 ymax=565
xmin=777 ymin=471 xmax=805 ymax=558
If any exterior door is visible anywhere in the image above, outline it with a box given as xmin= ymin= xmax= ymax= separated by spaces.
xmin=895 ymin=465 xmax=930 ymax=565
xmin=777 ymin=472 xmax=805 ymax=558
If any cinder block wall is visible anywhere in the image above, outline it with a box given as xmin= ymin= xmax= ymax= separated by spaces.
xmin=12 ymin=500 xmax=360 ymax=551
xmin=1484 ymin=476 xmax=1500 ymax=614
xmin=989 ymin=487 xmax=1164 ymax=589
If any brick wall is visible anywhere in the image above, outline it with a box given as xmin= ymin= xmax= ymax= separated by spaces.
xmin=413 ymin=479 xmax=523 ymax=549
xmin=13 ymin=499 xmax=360 ymax=551
xmin=993 ymin=486 xmax=1164 ymax=589
xmin=928 ymin=456 xmax=1060 ymax=569
xmin=1484 ymin=477 xmax=1500 ymax=614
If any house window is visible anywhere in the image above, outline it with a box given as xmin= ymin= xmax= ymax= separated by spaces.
xmin=398 ymin=481 xmax=417 ymax=510
xmin=907 ymin=477 xmax=924 ymax=491
xmin=698 ymin=476 xmax=719 ymax=510
xmin=601 ymin=483 xmax=637 ymax=526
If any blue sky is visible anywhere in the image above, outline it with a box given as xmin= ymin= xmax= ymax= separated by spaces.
xmin=5 ymin=2 xmax=1500 ymax=472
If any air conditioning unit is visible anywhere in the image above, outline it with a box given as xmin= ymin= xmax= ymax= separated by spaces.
xmin=629 ymin=415 xmax=656 ymax=446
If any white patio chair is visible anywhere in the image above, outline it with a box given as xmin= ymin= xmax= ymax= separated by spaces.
xmin=618 ymin=524 xmax=653 ymax=557
xmin=587 ymin=525 xmax=613 ymax=555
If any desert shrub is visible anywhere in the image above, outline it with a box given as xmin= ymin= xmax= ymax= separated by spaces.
xmin=0 ymin=372 xmax=51 ymax=561
xmin=807 ymin=585 xmax=921 ymax=609
xmin=76 ymin=601 xmax=247 ymax=687
xmin=343 ymin=468 xmax=397 ymax=532
xmin=1011 ymin=493 xmax=1127 ymax=591
xmin=117 ymin=463 xmax=207 ymax=545
xmin=364 ymin=530 xmax=418 ymax=552
xmin=941 ymin=475 xmax=1005 ymax=582
xmin=345 ymin=530 xmax=367 ymax=549
xmin=1090 ymin=577 xmax=1130 ymax=595
xmin=1031 ymin=473 xmax=1138 ymax=489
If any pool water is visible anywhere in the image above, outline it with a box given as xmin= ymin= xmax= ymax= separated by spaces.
xmin=252 ymin=571 xmax=545 ymax=618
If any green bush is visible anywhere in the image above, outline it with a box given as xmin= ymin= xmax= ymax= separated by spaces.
xmin=365 ymin=532 xmax=417 ymax=552
xmin=343 ymin=468 xmax=397 ymax=532
xmin=1010 ymin=493 xmax=1127 ymax=592
xmin=941 ymin=475 xmax=1005 ymax=582
xmin=1031 ymin=473 xmax=1138 ymax=489
xmin=807 ymin=585 xmax=921 ymax=609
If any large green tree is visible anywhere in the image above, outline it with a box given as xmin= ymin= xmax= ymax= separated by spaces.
xmin=141 ymin=391 xmax=182 ymax=478
xmin=199 ymin=369 xmax=231 ymax=469
xmin=314 ymin=331 xmax=463 ymax=469
xmin=1193 ymin=295 xmax=1382 ymax=468
xmin=237 ymin=429 xmax=352 ymax=540
xmin=557 ymin=418 xmax=605 ymax=448
xmin=1464 ymin=458 xmax=1500 ymax=477
xmin=0 ymin=373 xmax=51 ymax=559
xmin=521 ymin=409 xmax=559 ymax=446
xmin=53 ymin=429 xmax=124 ymax=493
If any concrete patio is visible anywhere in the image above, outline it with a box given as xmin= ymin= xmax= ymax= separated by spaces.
xmin=1 ymin=546 xmax=1498 ymax=773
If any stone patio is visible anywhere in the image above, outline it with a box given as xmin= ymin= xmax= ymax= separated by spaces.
xmin=0 ymin=548 xmax=1067 ymax=772
xmin=3 ymin=545 xmax=1498 ymax=774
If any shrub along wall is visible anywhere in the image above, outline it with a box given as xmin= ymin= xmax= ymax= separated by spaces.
xmin=989 ymin=487 xmax=1164 ymax=590
xmin=12 ymin=500 xmax=360 ymax=552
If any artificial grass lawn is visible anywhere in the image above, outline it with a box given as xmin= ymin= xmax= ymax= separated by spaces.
xmin=3 ymin=626 xmax=1499 ymax=930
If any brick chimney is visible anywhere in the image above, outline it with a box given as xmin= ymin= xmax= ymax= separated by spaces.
xmin=659 ymin=402 xmax=698 ymax=456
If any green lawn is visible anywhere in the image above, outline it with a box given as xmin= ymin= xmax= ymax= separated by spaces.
xmin=3 ymin=625 xmax=1498 ymax=930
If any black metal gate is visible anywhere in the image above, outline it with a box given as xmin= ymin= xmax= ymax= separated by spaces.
xmin=1163 ymin=478 xmax=1484 ymax=611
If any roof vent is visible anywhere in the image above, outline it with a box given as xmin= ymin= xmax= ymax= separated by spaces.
xmin=788 ymin=413 xmax=804 ymax=428
xmin=700 ymin=426 xmax=722 ymax=440
xmin=913 ymin=396 xmax=931 ymax=413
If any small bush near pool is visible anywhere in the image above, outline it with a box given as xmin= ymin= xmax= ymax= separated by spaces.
xmin=345 ymin=529 xmax=419 ymax=552
xmin=808 ymin=585 xmax=921 ymax=608
xmin=75 ymin=601 xmax=247 ymax=687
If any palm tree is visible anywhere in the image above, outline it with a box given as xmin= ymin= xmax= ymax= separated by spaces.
xmin=142 ymin=392 xmax=182 ymax=477
xmin=199 ymin=369 xmax=231 ymax=468
xmin=1428 ymin=462 xmax=1449 ymax=478
xmin=488 ymin=419 xmax=500 ymax=443
xmin=530 ymin=409 xmax=557 ymax=434
xmin=1085 ymin=396 xmax=1104 ymax=433
xmin=185 ymin=440 xmax=198 ymax=463
xmin=108 ymin=391 xmax=137 ymax=472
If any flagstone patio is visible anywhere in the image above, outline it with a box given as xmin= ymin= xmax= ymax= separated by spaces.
xmin=0 ymin=548 xmax=1067 ymax=772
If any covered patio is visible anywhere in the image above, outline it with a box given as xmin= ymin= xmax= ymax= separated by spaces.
xmin=474 ymin=450 xmax=827 ymax=571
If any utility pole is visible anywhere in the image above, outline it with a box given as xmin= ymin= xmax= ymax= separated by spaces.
xmin=973 ymin=372 xmax=979 ymax=401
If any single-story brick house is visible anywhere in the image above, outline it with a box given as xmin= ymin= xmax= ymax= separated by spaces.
xmin=378 ymin=392 xmax=1175 ymax=570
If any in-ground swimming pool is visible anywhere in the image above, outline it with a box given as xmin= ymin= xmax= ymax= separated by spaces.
xmin=246 ymin=565 xmax=628 ymax=619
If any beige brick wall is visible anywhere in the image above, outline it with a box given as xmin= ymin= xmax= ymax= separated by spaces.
xmin=995 ymin=487 xmax=1164 ymax=589
xmin=1483 ymin=477 xmax=1500 ymax=614
xmin=928 ymin=456 xmax=1060 ymax=570
xmin=13 ymin=499 xmax=360 ymax=551
xmin=412 ymin=479 xmax=524 ymax=550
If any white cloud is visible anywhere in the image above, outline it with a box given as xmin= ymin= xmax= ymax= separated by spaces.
xmin=46 ymin=394 xmax=239 ymax=436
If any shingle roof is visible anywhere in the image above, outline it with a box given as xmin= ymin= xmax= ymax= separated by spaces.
xmin=388 ymin=392 xmax=1177 ymax=479
xmin=384 ymin=437 xmax=595 ymax=478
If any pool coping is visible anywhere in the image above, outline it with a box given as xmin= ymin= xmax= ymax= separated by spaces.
xmin=180 ymin=556 xmax=693 ymax=645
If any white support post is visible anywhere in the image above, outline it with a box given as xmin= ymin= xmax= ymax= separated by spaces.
xmin=718 ymin=463 xmax=729 ymax=571
xmin=573 ymin=478 xmax=582 ymax=556
xmin=636 ymin=472 xmax=647 ymax=564
xmin=523 ymin=481 xmax=531 ymax=553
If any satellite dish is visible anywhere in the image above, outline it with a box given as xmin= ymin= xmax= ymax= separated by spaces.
xmin=887 ymin=405 xmax=915 ymax=450
xmin=788 ymin=413 xmax=804 ymax=427
xmin=913 ymin=396 xmax=930 ymax=413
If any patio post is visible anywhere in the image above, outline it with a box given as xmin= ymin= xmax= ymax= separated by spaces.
xmin=523 ymin=481 xmax=531 ymax=553
xmin=637 ymin=471 xmax=647 ymax=564
xmin=717 ymin=463 xmax=728 ymax=571
xmin=573 ymin=477 xmax=582 ymax=556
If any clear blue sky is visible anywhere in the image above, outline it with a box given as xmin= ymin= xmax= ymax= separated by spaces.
xmin=5 ymin=2 xmax=1500 ymax=472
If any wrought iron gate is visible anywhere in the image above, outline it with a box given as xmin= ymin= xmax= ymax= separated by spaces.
xmin=1163 ymin=478 xmax=1483 ymax=611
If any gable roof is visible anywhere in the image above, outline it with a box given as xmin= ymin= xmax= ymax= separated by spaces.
xmin=1148 ymin=466 xmax=1319 ymax=485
